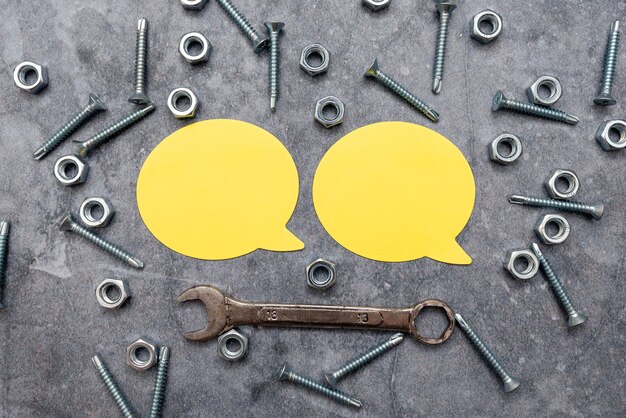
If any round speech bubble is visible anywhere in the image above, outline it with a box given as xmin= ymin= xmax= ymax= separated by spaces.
xmin=136 ymin=119 xmax=304 ymax=260
xmin=313 ymin=122 xmax=475 ymax=264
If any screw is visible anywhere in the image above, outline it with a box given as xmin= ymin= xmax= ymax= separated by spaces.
xmin=91 ymin=354 xmax=136 ymax=418
xmin=432 ymin=2 xmax=456 ymax=94
xmin=594 ymin=20 xmax=621 ymax=106
xmin=264 ymin=22 xmax=284 ymax=112
xmin=323 ymin=333 xmax=404 ymax=386
xmin=492 ymin=90 xmax=579 ymax=125
xmin=508 ymin=194 xmax=604 ymax=220
xmin=129 ymin=18 xmax=150 ymax=105
xmin=531 ymin=243 xmax=588 ymax=327
xmin=215 ymin=0 xmax=269 ymax=53
xmin=364 ymin=59 xmax=440 ymax=122
xmin=0 ymin=221 xmax=10 ymax=309
xmin=455 ymin=313 xmax=520 ymax=393
xmin=74 ymin=103 xmax=155 ymax=157
xmin=33 ymin=94 xmax=106 ymax=160
xmin=150 ymin=346 xmax=170 ymax=418
xmin=277 ymin=364 xmax=362 ymax=408
xmin=59 ymin=214 xmax=144 ymax=269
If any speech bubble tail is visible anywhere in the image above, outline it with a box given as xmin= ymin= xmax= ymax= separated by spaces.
xmin=260 ymin=227 xmax=305 ymax=252
xmin=427 ymin=240 xmax=472 ymax=265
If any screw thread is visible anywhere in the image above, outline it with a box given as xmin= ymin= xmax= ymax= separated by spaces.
xmin=501 ymin=97 xmax=576 ymax=124
xmin=0 ymin=222 xmax=10 ymax=307
xmin=150 ymin=346 xmax=170 ymax=418
xmin=600 ymin=29 xmax=620 ymax=94
xmin=432 ymin=11 xmax=450 ymax=92
xmin=133 ymin=18 xmax=148 ymax=96
xmin=268 ymin=30 xmax=280 ymax=107
xmin=216 ymin=0 xmax=265 ymax=48
xmin=509 ymin=195 xmax=598 ymax=218
xmin=92 ymin=355 xmax=136 ymax=418
xmin=376 ymin=71 xmax=440 ymax=122
xmin=531 ymin=246 xmax=576 ymax=316
xmin=280 ymin=367 xmax=361 ymax=408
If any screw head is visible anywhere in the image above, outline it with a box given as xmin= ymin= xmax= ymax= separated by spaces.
xmin=264 ymin=22 xmax=284 ymax=33
xmin=128 ymin=92 xmax=150 ymax=105
xmin=593 ymin=92 xmax=617 ymax=106
xmin=567 ymin=312 xmax=588 ymax=327
xmin=503 ymin=376 xmax=521 ymax=393
xmin=276 ymin=363 xmax=290 ymax=381
xmin=364 ymin=59 xmax=380 ymax=78
xmin=254 ymin=37 xmax=270 ymax=54
xmin=492 ymin=90 xmax=506 ymax=111
xmin=89 ymin=93 xmax=107 ymax=111
xmin=435 ymin=1 xmax=457 ymax=14
xmin=323 ymin=370 xmax=337 ymax=386
xmin=590 ymin=203 xmax=604 ymax=220
xmin=59 ymin=214 xmax=76 ymax=231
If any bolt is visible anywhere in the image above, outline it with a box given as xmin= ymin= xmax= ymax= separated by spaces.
xmin=364 ymin=59 xmax=440 ymax=122
xmin=277 ymin=364 xmax=362 ymax=408
xmin=508 ymin=194 xmax=604 ymax=220
xmin=492 ymin=90 xmax=579 ymax=125
xmin=455 ymin=313 xmax=520 ymax=393
xmin=594 ymin=20 xmax=621 ymax=106
xmin=74 ymin=103 xmax=155 ymax=157
xmin=215 ymin=0 xmax=269 ymax=53
xmin=323 ymin=333 xmax=404 ymax=386
xmin=264 ymin=22 xmax=284 ymax=112
xmin=531 ymin=243 xmax=588 ymax=327
xmin=91 ymin=354 xmax=136 ymax=418
xmin=0 ymin=221 xmax=10 ymax=309
xmin=129 ymin=18 xmax=150 ymax=105
xmin=150 ymin=346 xmax=170 ymax=418
xmin=59 ymin=214 xmax=144 ymax=269
xmin=432 ymin=2 xmax=456 ymax=94
xmin=33 ymin=94 xmax=106 ymax=160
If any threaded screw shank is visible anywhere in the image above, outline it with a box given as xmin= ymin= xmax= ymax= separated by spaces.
xmin=0 ymin=221 xmax=10 ymax=308
xmin=508 ymin=194 xmax=603 ymax=220
xmin=150 ymin=346 xmax=170 ymax=418
xmin=129 ymin=18 xmax=150 ymax=104
xmin=92 ymin=355 xmax=136 ymax=418
xmin=216 ymin=0 xmax=269 ymax=52
xmin=432 ymin=3 xmax=456 ymax=94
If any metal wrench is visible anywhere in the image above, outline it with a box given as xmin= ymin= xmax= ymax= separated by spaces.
xmin=177 ymin=285 xmax=456 ymax=345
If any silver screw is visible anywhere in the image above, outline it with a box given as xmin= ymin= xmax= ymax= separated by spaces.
xmin=364 ymin=59 xmax=440 ymax=122
xmin=92 ymin=354 xmax=136 ymax=418
xmin=0 ymin=221 xmax=10 ymax=309
xmin=33 ymin=94 xmax=106 ymax=160
xmin=594 ymin=20 xmax=621 ymax=106
xmin=129 ymin=18 xmax=150 ymax=105
xmin=323 ymin=333 xmax=404 ymax=386
xmin=492 ymin=90 xmax=579 ymax=125
xmin=277 ymin=364 xmax=362 ymax=408
xmin=508 ymin=194 xmax=604 ymax=220
xmin=455 ymin=313 xmax=521 ymax=393
xmin=150 ymin=346 xmax=170 ymax=418
xmin=59 ymin=214 xmax=144 ymax=269
xmin=264 ymin=21 xmax=284 ymax=112
xmin=74 ymin=103 xmax=155 ymax=157
xmin=531 ymin=243 xmax=588 ymax=327
xmin=432 ymin=1 xmax=456 ymax=94
xmin=215 ymin=0 xmax=269 ymax=53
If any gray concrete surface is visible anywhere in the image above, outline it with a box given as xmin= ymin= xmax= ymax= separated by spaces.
xmin=0 ymin=0 xmax=624 ymax=416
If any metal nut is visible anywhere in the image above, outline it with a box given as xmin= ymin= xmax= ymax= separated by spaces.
xmin=504 ymin=249 xmax=539 ymax=280
xmin=167 ymin=88 xmax=199 ymax=119
xmin=181 ymin=0 xmax=209 ymax=10
xmin=470 ymin=10 xmax=503 ymax=44
xmin=488 ymin=133 xmax=522 ymax=164
xmin=126 ymin=337 xmax=159 ymax=371
xmin=534 ymin=214 xmax=570 ymax=245
xmin=95 ymin=278 xmax=130 ymax=309
xmin=79 ymin=197 xmax=115 ymax=228
xmin=179 ymin=32 xmax=212 ymax=64
xmin=217 ymin=329 xmax=249 ymax=361
xmin=314 ymin=96 xmax=345 ymax=128
xmin=526 ymin=76 xmax=562 ymax=107
xmin=362 ymin=0 xmax=391 ymax=12
xmin=596 ymin=119 xmax=626 ymax=151
xmin=13 ymin=61 xmax=48 ymax=94
xmin=306 ymin=258 xmax=337 ymax=290
xmin=545 ymin=169 xmax=579 ymax=200
xmin=54 ymin=155 xmax=89 ymax=186
xmin=299 ymin=44 xmax=330 ymax=77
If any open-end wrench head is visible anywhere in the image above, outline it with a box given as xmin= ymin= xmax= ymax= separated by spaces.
xmin=408 ymin=299 xmax=456 ymax=345
xmin=177 ymin=285 xmax=229 ymax=341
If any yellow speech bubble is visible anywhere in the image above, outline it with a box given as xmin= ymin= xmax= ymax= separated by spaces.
xmin=313 ymin=122 xmax=475 ymax=264
xmin=136 ymin=119 xmax=304 ymax=260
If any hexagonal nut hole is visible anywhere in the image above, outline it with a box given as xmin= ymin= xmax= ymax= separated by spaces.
xmin=488 ymin=133 xmax=522 ymax=164
xmin=179 ymin=32 xmax=212 ymax=64
xmin=315 ymin=96 xmax=345 ymax=128
xmin=126 ymin=337 xmax=159 ymax=371
xmin=362 ymin=0 xmax=391 ymax=12
xmin=95 ymin=278 xmax=130 ymax=309
xmin=534 ymin=214 xmax=570 ymax=245
xmin=13 ymin=61 xmax=48 ymax=94
xmin=217 ymin=329 xmax=249 ymax=361
xmin=545 ymin=169 xmax=579 ymax=200
xmin=470 ymin=10 xmax=503 ymax=44
xmin=306 ymin=258 xmax=337 ymax=290
xmin=54 ymin=155 xmax=89 ymax=186
xmin=504 ymin=249 xmax=539 ymax=280
xmin=526 ymin=76 xmax=562 ymax=107
xmin=299 ymin=44 xmax=330 ymax=77
xmin=596 ymin=119 xmax=626 ymax=151
xmin=79 ymin=197 xmax=115 ymax=228
xmin=167 ymin=88 xmax=199 ymax=119
xmin=181 ymin=0 xmax=209 ymax=10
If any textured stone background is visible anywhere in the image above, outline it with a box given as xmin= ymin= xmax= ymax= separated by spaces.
xmin=0 ymin=0 xmax=624 ymax=416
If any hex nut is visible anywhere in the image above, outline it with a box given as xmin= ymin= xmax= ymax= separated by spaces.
xmin=181 ymin=0 xmax=209 ymax=10
xmin=314 ymin=96 xmax=345 ymax=129
xmin=535 ymin=214 xmax=570 ymax=245
xmin=126 ymin=337 xmax=159 ymax=371
xmin=504 ymin=249 xmax=539 ymax=280
xmin=179 ymin=32 xmax=212 ymax=64
xmin=306 ymin=258 xmax=337 ymax=290
xmin=545 ymin=169 xmax=579 ymax=200
xmin=299 ymin=44 xmax=330 ymax=77
xmin=526 ymin=76 xmax=562 ymax=107
xmin=470 ymin=10 xmax=503 ymax=44
xmin=95 ymin=278 xmax=130 ymax=309
xmin=217 ymin=329 xmax=249 ymax=361
xmin=13 ymin=61 xmax=48 ymax=94
xmin=596 ymin=119 xmax=626 ymax=151
xmin=79 ymin=197 xmax=115 ymax=228
xmin=488 ymin=133 xmax=522 ymax=164
xmin=167 ymin=88 xmax=199 ymax=119
xmin=54 ymin=155 xmax=89 ymax=186
xmin=362 ymin=0 xmax=391 ymax=12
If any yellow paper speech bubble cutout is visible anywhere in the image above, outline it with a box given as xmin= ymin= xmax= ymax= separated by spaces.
xmin=313 ymin=122 xmax=475 ymax=264
xmin=136 ymin=119 xmax=304 ymax=260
